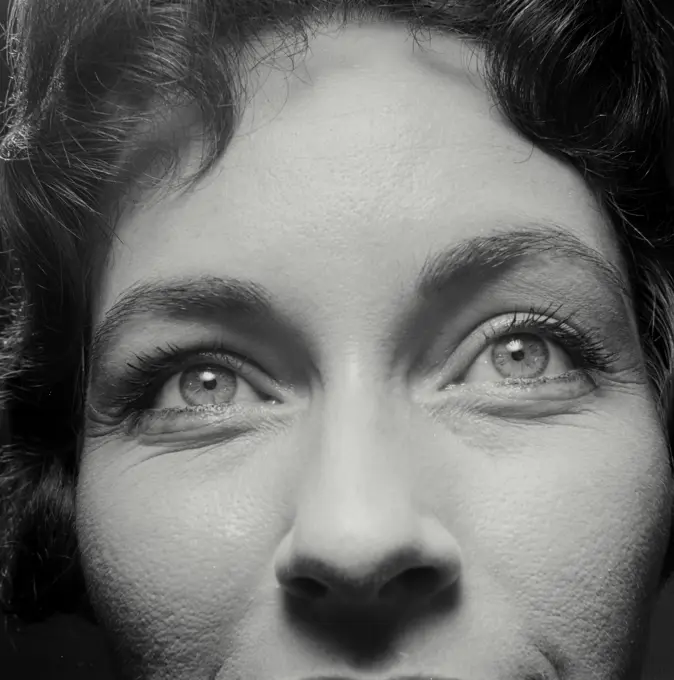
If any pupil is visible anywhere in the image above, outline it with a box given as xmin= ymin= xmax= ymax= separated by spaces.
xmin=511 ymin=348 xmax=525 ymax=361
xmin=202 ymin=372 xmax=218 ymax=390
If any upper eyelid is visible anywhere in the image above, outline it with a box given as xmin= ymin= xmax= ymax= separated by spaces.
xmin=160 ymin=350 xmax=266 ymax=385
xmin=480 ymin=313 xmax=572 ymax=342
xmin=471 ymin=310 xmax=573 ymax=346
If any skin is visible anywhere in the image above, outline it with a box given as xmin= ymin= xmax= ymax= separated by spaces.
xmin=76 ymin=21 xmax=674 ymax=680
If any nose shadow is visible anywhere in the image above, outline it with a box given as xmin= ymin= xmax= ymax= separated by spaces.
xmin=281 ymin=581 xmax=461 ymax=667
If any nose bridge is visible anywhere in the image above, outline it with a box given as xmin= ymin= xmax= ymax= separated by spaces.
xmin=302 ymin=362 xmax=411 ymax=523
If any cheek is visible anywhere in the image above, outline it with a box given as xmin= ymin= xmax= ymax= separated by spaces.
xmin=75 ymin=432 xmax=303 ymax=670
xmin=448 ymin=407 xmax=673 ymax=669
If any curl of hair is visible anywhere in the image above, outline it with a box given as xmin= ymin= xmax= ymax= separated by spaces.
xmin=1 ymin=0 xmax=674 ymax=623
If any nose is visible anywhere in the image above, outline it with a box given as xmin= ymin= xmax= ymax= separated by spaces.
xmin=273 ymin=404 xmax=462 ymax=609
xmin=274 ymin=511 xmax=461 ymax=608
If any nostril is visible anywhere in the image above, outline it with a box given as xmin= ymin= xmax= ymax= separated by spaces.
xmin=274 ymin=516 xmax=462 ymax=606
xmin=379 ymin=566 xmax=443 ymax=600
xmin=286 ymin=576 xmax=329 ymax=600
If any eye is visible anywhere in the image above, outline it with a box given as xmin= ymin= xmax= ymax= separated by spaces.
xmin=462 ymin=331 xmax=572 ymax=383
xmin=152 ymin=360 xmax=278 ymax=410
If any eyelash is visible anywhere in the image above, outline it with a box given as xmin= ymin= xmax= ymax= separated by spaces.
xmin=104 ymin=343 xmax=257 ymax=415
xmin=95 ymin=304 xmax=618 ymax=422
xmin=473 ymin=303 xmax=619 ymax=380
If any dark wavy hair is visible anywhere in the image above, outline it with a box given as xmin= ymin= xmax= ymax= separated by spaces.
xmin=1 ymin=0 xmax=674 ymax=625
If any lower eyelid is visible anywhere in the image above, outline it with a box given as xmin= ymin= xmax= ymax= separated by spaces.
xmin=441 ymin=369 xmax=598 ymax=404
xmin=126 ymin=400 xmax=297 ymax=439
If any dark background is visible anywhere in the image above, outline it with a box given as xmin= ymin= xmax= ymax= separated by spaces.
xmin=0 ymin=0 xmax=671 ymax=677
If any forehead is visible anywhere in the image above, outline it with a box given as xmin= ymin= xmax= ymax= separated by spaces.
xmin=98 ymin=22 xmax=619 ymax=321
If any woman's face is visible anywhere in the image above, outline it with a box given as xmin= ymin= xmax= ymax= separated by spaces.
xmin=76 ymin=22 xmax=674 ymax=680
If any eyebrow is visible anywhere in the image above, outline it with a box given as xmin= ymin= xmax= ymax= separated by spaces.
xmin=91 ymin=277 xmax=277 ymax=367
xmin=416 ymin=222 xmax=630 ymax=301
xmin=90 ymin=223 xmax=631 ymax=370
